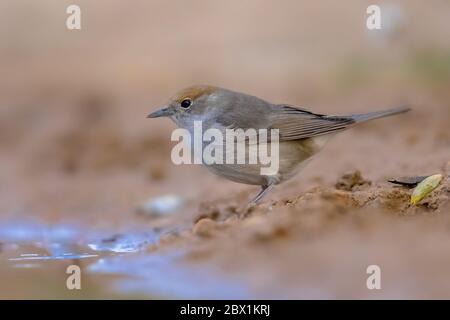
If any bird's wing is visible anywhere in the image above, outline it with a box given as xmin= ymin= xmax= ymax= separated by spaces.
xmin=268 ymin=105 xmax=355 ymax=141
xmin=215 ymin=103 xmax=354 ymax=142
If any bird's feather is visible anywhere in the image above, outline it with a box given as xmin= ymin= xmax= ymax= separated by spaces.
xmin=268 ymin=105 xmax=355 ymax=141
xmin=214 ymin=93 xmax=409 ymax=142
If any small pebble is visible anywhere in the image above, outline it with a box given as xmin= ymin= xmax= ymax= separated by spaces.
xmin=193 ymin=218 xmax=216 ymax=237
xmin=136 ymin=195 xmax=183 ymax=217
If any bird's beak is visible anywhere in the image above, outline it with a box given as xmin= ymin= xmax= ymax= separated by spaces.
xmin=147 ymin=106 xmax=171 ymax=118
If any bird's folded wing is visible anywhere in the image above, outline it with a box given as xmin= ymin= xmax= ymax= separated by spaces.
xmin=216 ymin=104 xmax=355 ymax=142
xmin=268 ymin=105 xmax=355 ymax=141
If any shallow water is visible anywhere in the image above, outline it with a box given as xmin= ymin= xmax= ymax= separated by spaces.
xmin=0 ymin=218 xmax=251 ymax=299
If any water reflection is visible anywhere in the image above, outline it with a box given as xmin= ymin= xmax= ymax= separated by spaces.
xmin=0 ymin=218 xmax=250 ymax=299
xmin=0 ymin=218 xmax=158 ymax=259
xmin=89 ymin=252 xmax=251 ymax=299
xmin=88 ymin=233 xmax=156 ymax=253
xmin=9 ymin=253 xmax=98 ymax=261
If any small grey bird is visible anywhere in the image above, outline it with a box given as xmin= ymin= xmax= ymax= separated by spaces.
xmin=148 ymin=85 xmax=409 ymax=203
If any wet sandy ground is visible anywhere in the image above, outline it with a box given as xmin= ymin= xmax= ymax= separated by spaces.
xmin=0 ymin=0 xmax=449 ymax=299
xmin=0 ymin=87 xmax=448 ymax=299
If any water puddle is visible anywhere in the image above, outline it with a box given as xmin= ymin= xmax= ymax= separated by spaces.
xmin=9 ymin=253 xmax=98 ymax=261
xmin=0 ymin=218 xmax=251 ymax=299
xmin=88 ymin=252 xmax=251 ymax=299
xmin=87 ymin=232 xmax=155 ymax=253
xmin=0 ymin=218 xmax=157 ymax=259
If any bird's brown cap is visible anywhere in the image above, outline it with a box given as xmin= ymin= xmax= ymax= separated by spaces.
xmin=171 ymin=85 xmax=218 ymax=103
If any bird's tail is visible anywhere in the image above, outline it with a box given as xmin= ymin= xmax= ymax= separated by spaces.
xmin=346 ymin=106 xmax=410 ymax=123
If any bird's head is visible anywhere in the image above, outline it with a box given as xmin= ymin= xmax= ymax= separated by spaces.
xmin=148 ymin=85 xmax=225 ymax=128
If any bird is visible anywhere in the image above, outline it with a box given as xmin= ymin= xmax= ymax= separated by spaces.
xmin=148 ymin=85 xmax=409 ymax=204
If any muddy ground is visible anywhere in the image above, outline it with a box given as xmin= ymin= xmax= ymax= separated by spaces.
xmin=0 ymin=1 xmax=449 ymax=299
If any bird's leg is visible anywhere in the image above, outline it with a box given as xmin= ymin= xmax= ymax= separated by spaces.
xmin=248 ymin=184 xmax=274 ymax=206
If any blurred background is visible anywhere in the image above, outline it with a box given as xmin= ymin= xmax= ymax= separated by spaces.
xmin=0 ymin=0 xmax=449 ymax=299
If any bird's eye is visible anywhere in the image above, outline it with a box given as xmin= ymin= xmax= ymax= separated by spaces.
xmin=180 ymin=98 xmax=192 ymax=109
